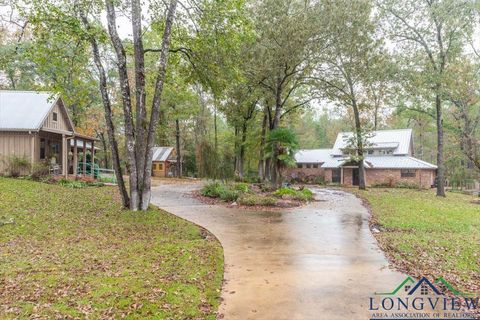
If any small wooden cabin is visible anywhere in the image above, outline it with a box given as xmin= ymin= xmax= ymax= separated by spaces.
xmin=151 ymin=146 xmax=176 ymax=177
xmin=0 ymin=91 xmax=97 ymax=177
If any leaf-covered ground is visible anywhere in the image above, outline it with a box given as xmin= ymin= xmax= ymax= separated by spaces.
xmin=0 ymin=177 xmax=223 ymax=319
xmin=355 ymin=188 xmax=480 ymax=293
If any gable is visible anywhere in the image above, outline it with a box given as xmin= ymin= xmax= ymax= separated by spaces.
xmin=331 ymin=129 xmax=413 ymax=156
xmin=40 ymin=99 xmax=74 ymax=133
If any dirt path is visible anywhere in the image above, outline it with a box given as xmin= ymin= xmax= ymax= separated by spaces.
xmin=151 ymin=182 xmax=405 ymax=320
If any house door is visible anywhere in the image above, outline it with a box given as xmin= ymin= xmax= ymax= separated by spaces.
xmin=352 ymin=168 xmax=359 ymax=186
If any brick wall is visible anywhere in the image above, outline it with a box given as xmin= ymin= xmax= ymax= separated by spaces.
xmin=288 ymin=166 xmax=435 ymax=189
xmin=365 ymin=169 xmax=435 ymax=189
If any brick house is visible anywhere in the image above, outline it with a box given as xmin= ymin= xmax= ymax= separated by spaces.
xmin=286 ymin=129 xmax=437 ymax=188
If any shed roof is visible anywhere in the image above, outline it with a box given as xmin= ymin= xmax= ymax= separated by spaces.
xmin=294 ymin=149 xmax=332 ymax=163
xmin=0 ymin=91 xmax=59 ymax=130
xmin=331 ymin=129 xmax=412 ymax=155
xmin=152 ymin=147 xmax=174 ymax=162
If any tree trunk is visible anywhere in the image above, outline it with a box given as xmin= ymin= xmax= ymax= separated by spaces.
xmin=270 ymin=87 xmax=283 ymax=188
xmin=258 ymin=110 xmax=268 ymax=181
xmin=81 ymin=13 xmax=129 ymax=208
xmin=435 ymin=92 xmax=446 ymax=197
xmin=238 ymin=122 xmax=247 ymax=179
xmin=99 ymin=132 xmax=110 ymax=168
xmin=105 ymin=0 xmax=139 ymax=209
xmin=352 ymin=99 xmax=366 ymax=190
xmin=141 ymin=0 xmax=178 ymax=210
xmin=175 ymin=118 xmax=182 ymax=177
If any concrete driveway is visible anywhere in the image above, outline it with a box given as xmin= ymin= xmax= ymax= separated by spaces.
xmin=151 ymin=182 xmax=405 ymax=320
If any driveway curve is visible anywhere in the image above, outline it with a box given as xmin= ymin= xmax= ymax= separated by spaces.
xmin=151 ymin=182 xmax=405 ymax=320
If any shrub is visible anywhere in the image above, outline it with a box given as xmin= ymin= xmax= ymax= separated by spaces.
xmin=238 ymin=194 xmax=277 ymax=206
xmin=219 ymin=188 xmax=239 ymax=201
xmin=371 ymin=182 xmax=392 ymax=188
xmin=4 ymin=155 xmax=30 ymax=177
xmin=273 ymin=187 xmax=314 ymax=201
xmin=201 ymin=181 xmax=239 ymax=201
xmin=201 ymin=181 xmax=227 ymax=198
xmin=313 ymin=176 xmax=325 ymax=185
xmin=396 ymin=181 xmax=419 ymax=189
xmin=31 ymin=163 xmax=50 ymax=181
xmin=58 ymin=179 xmax=87 ymax=188
xmin=234 ymin=182 xmax=250 ymax=193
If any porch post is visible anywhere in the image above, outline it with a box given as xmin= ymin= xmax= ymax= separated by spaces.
xmin=340 ymin=167 xmax=344 ymax=185
xmin=30 ymin=133 xmax=35 ymax=169
xmin=73 ymin=138 xmax=78 ymax=176
xmin=90 ymin=140 xmax=95 ymax=177
xmin=82 ymin=139 xmax=87 ymax=176
xmin=62 ymin=134 xmax=67 ymax=177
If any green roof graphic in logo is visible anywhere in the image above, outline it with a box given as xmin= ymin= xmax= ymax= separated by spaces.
xmin=375 ymin=276 xmax=474 ymax=297
xmin=434 ymin=277 xmax=474 ymax=297
xmin=375 ymin=276 xmax=415 ymax=295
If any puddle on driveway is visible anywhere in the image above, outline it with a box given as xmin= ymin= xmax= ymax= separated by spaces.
xmin=151 ymin=183 xmax=406 ymax=320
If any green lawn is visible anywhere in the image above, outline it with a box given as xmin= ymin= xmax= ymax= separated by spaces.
xmin=356 ymin=188 xmax=480 ymax=292
xmin=0 ymin=177 xmax=223 ymax=319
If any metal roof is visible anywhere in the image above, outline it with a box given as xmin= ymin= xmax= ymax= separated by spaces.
xmin=70 ymin=139 xmax=98 ymax=150
xmin=0 ymin=91 xmax=59 ymax=130
xmin=331 ymin=129 xmax=412 ymax=156
xmin=294 ymin=149 xmax=332 ymax=163
xmin=322 ymin=156 xmax=437 ymax=169
xmin=152 ymin=146 xmax=174 ymax=162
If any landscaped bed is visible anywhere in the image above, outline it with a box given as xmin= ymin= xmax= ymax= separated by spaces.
xmin=0 ymin=177 xmax=223 ymax=319
xmin=355 ymin=188 xmax=480 ymax=294
xmin=195 ymin=181 xmax=315 ymax=209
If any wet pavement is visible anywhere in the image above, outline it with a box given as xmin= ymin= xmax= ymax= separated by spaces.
xmin=151 ymin=183 xmax=406 ymax=320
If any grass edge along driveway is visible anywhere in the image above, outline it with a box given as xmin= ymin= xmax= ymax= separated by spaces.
xmin=354 ymin=187 xmax=479 ymax=293
xmin=0 ymin=177 xmax=223 ymax=319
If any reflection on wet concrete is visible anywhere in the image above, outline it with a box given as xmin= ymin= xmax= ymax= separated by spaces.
xmin=151 ymin=183 xmax=406 ymax=320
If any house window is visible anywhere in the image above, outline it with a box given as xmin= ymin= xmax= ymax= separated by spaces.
xmin=401 ymin=169 xmax=416 ymax=178
xmin=306 ymin=164 xmax=311 ymax=168
xmin=332 ymin=169 xmax=341 ymax=183
xmin=368 ymin=150 xmax=374 ymax=155
xmin=152 ymin=163 xmax=157 ymax=170
xmin=404 ymin=285 xmax=411 ymax=292
xmin=52 ymin=112 xmax=58 ymax=122
xmin=40 ymin=139 xmax=46 ymax=160
xmin=158 ymin=163 xmax=164 ymax=170
xmin=420 ymin=285 xmax=429 ymax=295
xmin=297 ymin=164 xmax=303 ymax=169
xmin=313 ymin=164 xmax=318 ymax=168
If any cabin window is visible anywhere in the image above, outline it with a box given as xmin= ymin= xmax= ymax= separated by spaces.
xmin=40 ymin=139 xmax=46 ymax=159
xmin=297 ymin=164 xmax=303 ymax=168
xmin=313 ymin=164 xmax=318 ymax=168
xmin=404 ymin=285 xmax=411 ymax=292
xmin=152 ymin=163 xmax=157 ymax=170
xmin=306 ymin=164 xmax=311 ymax=168
xmin=158 ymin=163 xmax=164 ymax=170
xmin=52 ymin=112 xmax=58 ymax=122
xmin=332 ymin=169 xmax=341 ymax=183
xmin=401 ymin=169 xmax=416 ymax=178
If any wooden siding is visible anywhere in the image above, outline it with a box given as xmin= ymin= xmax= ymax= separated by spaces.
xmin=0 ymin=131 xmax=34 ymax=173
xmin=152 ymin=161 xmax=166 ymax=177
xmin=41 ymin=100 xmax=72 ymax=132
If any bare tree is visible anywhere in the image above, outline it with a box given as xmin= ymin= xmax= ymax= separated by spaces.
xmin=82 ymin=0 xmax=178 ymax=210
